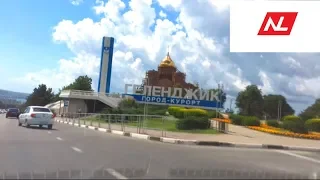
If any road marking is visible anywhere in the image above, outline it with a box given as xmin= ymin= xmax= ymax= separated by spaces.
xmin=88 ymin=126 xmax=95 ymax=130
xmin=105 ymin=168 xmax=127 ymax=179
xmin=277 ymin=150 xmax=320 ymax=164
xmin=312 ymin=172 xmax=318 ymax=179
xmin=47 ymin=131 xmax=52 ymax=134
xmin=56 ymin=137 xmax=63 ymax=141
xmin=71 ymin=147 xmax=83 ymax=153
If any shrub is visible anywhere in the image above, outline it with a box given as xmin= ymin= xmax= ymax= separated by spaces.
xmin=149 ymin=109 xmax=167 ymax=116
xmin=242 ymin=116 xmax=260 ymax=126
xmin=305 ymin=119 xmax=320 ymax=132
xmin=207 ymin=110 xmax=224 ymax=118
xmin=282 ymin=115 xmax=300 ymax=121
xmin=266 ymin=120 xmax=280 ymax=128
xmin=184 ymin=108 xmax=208 ymax=117
xmin=282 ymin=119 xmax=308 ymax=134
xmin=118 ymin=98 xmax=138 ymax=108
xmin=168 ymin=106 xmax=208 ymax=118
xmin=175 ymin=108 xmax=187 ymax=118
xmin=175 ymin=116 xmax=210 ymax=130
xmin=168 ymin=106 xmax=184 ymax=117
xmin=229 ymin=114 xmax=243 ymax=125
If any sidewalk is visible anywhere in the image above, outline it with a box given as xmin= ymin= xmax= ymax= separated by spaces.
xmin=57 ymin=118 xmax=320 ymax=149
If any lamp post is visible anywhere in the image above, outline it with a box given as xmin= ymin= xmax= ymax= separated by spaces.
xmin=216 ymin=83 xmax=220 ymax=118
xmin=229 ymin=98 xmax=233 ymax=113
xmin=143 ymin=78 xmax=149 ymax=133
xmin=277 ymin=100 xmax=282 ymax=121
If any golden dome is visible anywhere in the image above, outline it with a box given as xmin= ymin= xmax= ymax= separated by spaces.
xmin=159 ymin=52 xmax=176 ymax=68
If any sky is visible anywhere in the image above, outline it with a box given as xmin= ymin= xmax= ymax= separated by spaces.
xmin=0 ymin=0 xmax=319 ymax=114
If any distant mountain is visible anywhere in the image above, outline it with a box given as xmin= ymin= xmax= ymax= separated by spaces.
xmin=0 ymin=89 xmax=29 ymax=99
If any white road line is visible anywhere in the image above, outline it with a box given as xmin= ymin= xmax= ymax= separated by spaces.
xmin=47 ymin=131 xmax=52 ymax=134
xmin=56 ymin=137 xmax=63 ymax=141
xmin=71 ymin=147 xmax=83 ymax=153
xmin=312 ymin=172 xmax=318 ymax=179
xmin=105 ymin=168 xmax=128 ymax=179
xmin=277 ymin=150 xmax=320 ymax=164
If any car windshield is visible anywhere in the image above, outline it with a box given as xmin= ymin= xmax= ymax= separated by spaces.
xmin=32 ymin=108 xmax=51 ymax=112
xmin=9 ymin=109 xmax=18 ymax=112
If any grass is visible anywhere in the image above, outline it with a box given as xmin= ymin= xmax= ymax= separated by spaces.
xmin=83 ymin=116 xmax=218 ymax=134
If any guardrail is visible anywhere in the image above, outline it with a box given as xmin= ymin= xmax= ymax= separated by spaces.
xmin=59 ymin=113 xmax=167 ymax=137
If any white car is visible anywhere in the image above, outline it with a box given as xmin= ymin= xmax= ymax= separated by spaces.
xmin=18 ymin=106 xmax=55 ymax=129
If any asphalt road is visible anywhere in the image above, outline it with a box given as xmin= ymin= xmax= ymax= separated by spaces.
xmin=0 ymin=114 xmax=320 ymax=179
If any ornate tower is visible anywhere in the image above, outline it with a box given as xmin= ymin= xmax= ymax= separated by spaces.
xmin=158 ymin=52 xmax=176 ymax=83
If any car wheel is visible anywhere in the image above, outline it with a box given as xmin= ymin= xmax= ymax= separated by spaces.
xmin=48 ymin=124 xmax=53 ymax=129
xmin=18 ymin=122 xmax=22 ymax=126
xmin=25 ymin=120 xmax=30 ymax=128
xmin=5 ymin=116 xmax=8 ymax=118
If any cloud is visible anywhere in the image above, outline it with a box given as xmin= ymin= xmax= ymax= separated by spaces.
xmin=11 ymin=0 xmax=320 ymax=113
xmin=12 ymin=53 xmax=100 ymax=92
xmin=159 ymin=10 xmax=167 ymax=18
xmin=70 ymin=0 xmax=83 ymax=6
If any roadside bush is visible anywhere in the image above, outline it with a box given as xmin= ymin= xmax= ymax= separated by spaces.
xmin=168 ymin=106 xmax=184 ymax=116
xmin=118 ymin=98 xmax=138 ymax=108
xmin=305 ymin=119 xmax=320 ymax=132
xmin=175 ymin=116 xmax=210 ymax=130
xmin=148 ymin=109 xmax=167 ymax=116
xmin=207 ymin=110 xmax=224 ymax=118
xmin=242 ymin=116 xmax=260 ymax=126
xmin=282 ymin=115 xmax=300 ymax=121
xmin=266 ymin=120 xmax=280 ymax=128
xmin=184 ymin=108 xmax=208 ymax=117
xmin=229 ymin=114 xmax=243 ymax=125
xmin=282 ymin=119 xmax=308 ymax=134
xmin=168 ymin=106 xmax=208 ymax=118
xmin=175 ymin=108 xmax=187 ymax=118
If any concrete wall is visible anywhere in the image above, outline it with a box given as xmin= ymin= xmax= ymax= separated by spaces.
xmin=65 ymin=99 xmax=88 ymax=114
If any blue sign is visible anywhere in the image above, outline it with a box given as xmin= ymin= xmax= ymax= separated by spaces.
xmin=64 ymin=100 xmax=69 ymax=107
xmin=125 ymin=94 xmax=223 ymax=109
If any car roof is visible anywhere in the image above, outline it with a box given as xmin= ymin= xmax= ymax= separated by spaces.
xmin=29 ymin=106 xmax=48 ymax=108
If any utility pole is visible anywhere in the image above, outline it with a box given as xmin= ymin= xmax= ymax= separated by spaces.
xmin=143 ymin=77 xmax=149 ymax=132
xmin=220 ymin=84 xmax=224 ymax=112
xmin=229 ymin=98 xmax=233 ymax=112
xmin=277 ymin=100 xmax=282 ymax=121
xmin=279 ymin=100 xmax=282 ymax=121
xmin=277 ymin=101 xmax=280 ymax=121
xmin=216 ymin=83 xmax=220 ymax=118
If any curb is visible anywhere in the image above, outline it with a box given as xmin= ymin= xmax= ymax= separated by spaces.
xmin=54 ymin=119 xmax=320 ymax=152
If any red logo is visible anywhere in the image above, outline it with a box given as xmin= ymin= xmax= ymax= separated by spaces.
xmin=258 ymin=12 xmax=298 ymax=35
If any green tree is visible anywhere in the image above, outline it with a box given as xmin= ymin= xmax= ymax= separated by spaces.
xmin=52 ymin=90 xmax=61 ymax=102
xmin=236 ymin=85 xmax=264 ymax=117
xmin=263 ymin=94 xmax=294 ymax=119
xmin=53 ymin=75 xmax=94 ymax=102
xmin=62 ymin=75 xmax=93 ymax=91
xmin=119 ymin=98 xmax=138 ymax=109
xmin=24 ymin=84 xmax=55 ymax=107
xmin=299 ymin=99 xmax=320 ymax=121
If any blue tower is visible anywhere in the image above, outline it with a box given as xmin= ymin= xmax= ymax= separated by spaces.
xmin=98 ymin=37 xmax=114 ymax=94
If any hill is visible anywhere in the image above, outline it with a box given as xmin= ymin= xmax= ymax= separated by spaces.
xmin=0 ymin=89 xmax=29 ymax=99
